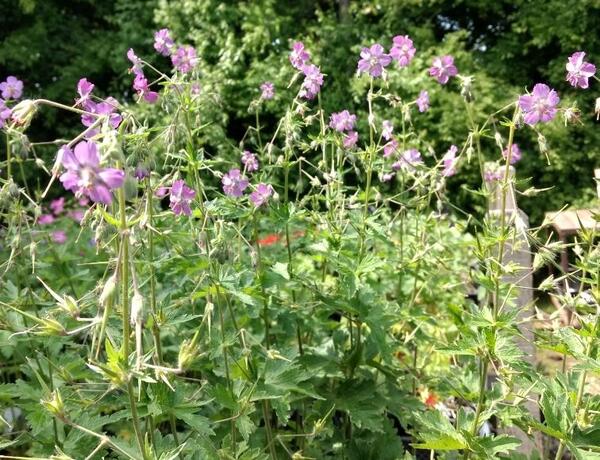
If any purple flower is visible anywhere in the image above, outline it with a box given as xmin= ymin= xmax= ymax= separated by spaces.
xmin=382 ymin=120 xmax=393 ymax=140
xmin=127 ymin=49 xmax=144 ymax=76
xmin=38 ymin=214 xmax=55 ymax=225
xmin=390 ymin=35 xmax=416 ymax=67
xmin=133 ymin=74 xmax=159 ymax=103
xmin=416 ymin=90 xmax=429 ymax=112
xmin=81 ymin=97 xmax=122 ymax=130
xmin=442 ymin=145 xmax=458 ymax=177
xmin=260 ymin=81 xmax=275 ymax=100
xmin=343 ymin=131 xmax=359 ymax=149
xmin=0 ymin=99 xmax=11 ymax=128
xmin=290 ymin=42 xmax=311 ymax=70
xmin=51 ymin=230 xmax=67 ymax=245
xmin=171 ymin=46 xmax=198 ymax=73
xmin=76 ymin=78 xmax=95 ymax=108
xmin=299 ymin=64 xmax=324 ymax=100
xmin=357 ymin=44 xmax=392 ymax=77
xmin=191 ymin=83 xmax=201 ymax=95
xmin=170 ymin=179 xmax=196 ymax=216
xmin=518 ymin=83 xmax=560 ymax=125
xmin=250 ymin=183 xmax=274 ymax=207
xmin=68 ymin=209 xmax=85 ymax=223
xmin=381 ymin=172 xmax=395 ymax=182
xmin=0 ymin=76 xmax=23 ymax=100
xmin=393 ymin=149 xmax=422 ymax=171
xmin=329 ymin=110 xmax=356 ymax=132
xmin=429 ymin=56 xmax=458 ymax=84
xmin=484 ymin=168 xmax=502 ymax=182
xmin=222 ymin=169 xmax=249 ymax=197
xmin=502 ymin=143 xmax=522 ymax=164
xmin=241 ymin=150 xmax=259 ymax=173
xmin=565 ymin=51 xmax=596 ymax=89
xmin=154 ymin=28 xmax=174 ymax=56
xmin=383 ymin=139 xmax=399 ymax=158
xmin=59 ymin=141 xmax=125 ymax=205
xmin=134 ymin=165 xmax=149 ymax=180
xmin=50 ymin=197 xmax=65 ymax=215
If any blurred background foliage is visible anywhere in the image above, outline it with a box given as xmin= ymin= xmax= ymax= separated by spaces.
xmin=1 ymin=0 xmax=598 ymax=222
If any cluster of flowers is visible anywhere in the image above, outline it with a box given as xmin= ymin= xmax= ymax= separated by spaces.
xmin=126 ymin=28 xmax=200 ymax=104
xmin=0 ymin=76 xmax=23 ymax=127
xmin=290 ymin=42 xmax=324 ymax=99
xmin=329 ymin=110 xmax=358 ymax=149
xmin=37 ymin=196 xmax=89 ymax=244
xmin=75 ymin=78 xmax=122 ymax=134
xmin=223 ymin=151 xmax=274 ymax=207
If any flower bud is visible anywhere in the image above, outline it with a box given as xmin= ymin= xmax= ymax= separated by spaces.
xmin=595 ymin=97 xmax=600 ymax=120
xmin=41 ymin=390 xmax=65 ymax=419
xmin=99 ymin=273 xmax=117 ymax=307
xmin=563 ymin=106 xmax=581 ymax=125
xmin=460 ymin=76 xmax=474 ymax=102
xmin=130 ymin=291 xmax=144 ymax=325
xmin=178 ymin=332 xmax=200 ymax=371
xmin=494 ymin=132 xmax=504 ymax=150
xmin=10 ymin=100 xmax=37 ymax=129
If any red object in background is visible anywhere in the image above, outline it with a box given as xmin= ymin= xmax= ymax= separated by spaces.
xmin=424 ymin=392 xmax=439 ymax=408
xmin=258 ymin=234 xmax=280 ymax=246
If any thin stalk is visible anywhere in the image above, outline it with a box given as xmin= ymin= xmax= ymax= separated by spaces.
xmin=6 ymin=132 xmax=11 ymax=179
xmin=117 ymin=184 xmax=147 ymax=460
xmin=464 ymin=106 xmax=518 ymax=460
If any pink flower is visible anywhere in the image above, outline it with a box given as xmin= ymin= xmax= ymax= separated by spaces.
xmin=222 ymin=169 xmax=249 ymax=197
xmin=329 ymin=110 xmax=356 ymax=132
xmin=68 ymin=209 xmax=85 ymax=223
xmin=502 ymin=143 xmax=522 ymax=164
xmin=0 ymin=76 xmax=23 ymax=100
xmin=81 ymin=97 xmax=122 ymax=131
xmin=250 ymin=183 xmax=274 ymax=207
xmin=442 ymin=145 xmax=458 ymax=177
xmin=50 ymin=197 xmax=65 ymax=215
xmin=382 ymin=120 xmax=393 ymax=140
xmin=518 ymin=83 xmax=560 ymax=125
xmin=429 ymin=56 xmax=458 ymax=84
xmin=290 ymin=42 xmax=311 ymax=70
xmin=76 ymin=78 xmax=95 ymax=108
xmin=59 ymin=141 xmax=125 ymax=205
xmin=393 ymin=149 xmax=422 ymax=171
xmin=357 ymin=44 xmax=392 ymax=77
xmin=169 ymin=179 xmax=196 ymax=216
xmin=38 ymin=214 xmax=55 ymax=225
xmin=381 ymin=172 xmax=395 ymax=182
xmin=171 ymin=46 xmax=198 ymax=73
xmin=299 ymin=64 xmax=324 ymax=100
xmin=565 ymin=51 xmax=596 ymax=89
xmin=383 ymin=139 xmax=399 ymax=158
xmin=390 ymin=35 xmax=416 ymax=67
xmin=0 ymin=99 xmax=12 ymax=128
xmin=51 ymin=230 xmax=67 ymax=244
xmin=154 ymin=29 xmax=174 ymax=56
xmin=127 ymin=49 xmax=144 ymax=76
xmin=260 ymin=82 xmax=275 ymax=100
xmin=343 ymin=131 xmax=359 ymax=149
xmin=416 ymin=90 xmax=429 ymax=112
xmin=133 ymin=74 xmax=159 ymax=103
xmin=484 ymin=168 xmax=502 ymax=182
xmin=241 ymin=150 xmax=259 ymax=173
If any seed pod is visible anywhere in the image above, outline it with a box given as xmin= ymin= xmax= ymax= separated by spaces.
xmin=99 ymin=273 xmax=117 ymax=307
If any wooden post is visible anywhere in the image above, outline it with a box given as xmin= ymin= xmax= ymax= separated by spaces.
xmin=488 ymin=167 xmax=542 ymax=454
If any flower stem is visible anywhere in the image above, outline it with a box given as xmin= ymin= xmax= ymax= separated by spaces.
xmin=117 ymin=183 xmax=146 ymax=460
